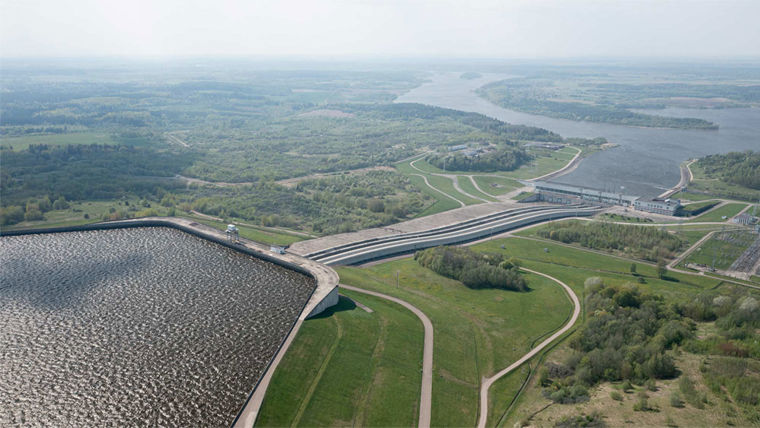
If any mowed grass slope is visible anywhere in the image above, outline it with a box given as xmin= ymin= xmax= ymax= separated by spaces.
xmin=256 ymin=291 xmax=424 ymax=427
xmin=473 ymin=175 xmax=522 ymax=196
xmin=338 ymin=259 xmax=572 ymax=427
xmin=688 ymin=202 xmax=748 ymax=222
xmin=457 ymin=176 xmax=499 ymax=202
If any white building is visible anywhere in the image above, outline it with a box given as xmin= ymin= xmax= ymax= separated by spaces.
xmin=633 ymin=198 xmax=681 ymax=216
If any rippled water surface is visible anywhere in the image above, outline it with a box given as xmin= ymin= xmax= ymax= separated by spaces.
xmin=0 ymin=227 xmax=316 ymax=426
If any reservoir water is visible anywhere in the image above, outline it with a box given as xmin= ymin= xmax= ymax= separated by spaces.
xmin=397 ymin=73 xmax=760 ymax=197
xmin=0 ymin=227 xmax=315 ymax=426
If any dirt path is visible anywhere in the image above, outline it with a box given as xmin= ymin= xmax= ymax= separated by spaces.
xmin=411 ymin=173 xmax=466 ymax=207
xmin=476 ymin=268 xmax=580 ymax=428
xmin=340 ymin=283 xmax=433 ymax=428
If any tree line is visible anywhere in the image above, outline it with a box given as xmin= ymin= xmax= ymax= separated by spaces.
xmin=536 ymin=220 xmax=684 ymax=261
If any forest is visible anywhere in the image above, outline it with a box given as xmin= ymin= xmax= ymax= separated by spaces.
xmin=696 ymin=151 xmax=760 ymax=191
xmin=535 ymin=220 xmax=684 ymax=261
xmin=414 ymin=246 xmax=527 ymax=291
xmin=1 ymin=65 xmax=581 ymax=231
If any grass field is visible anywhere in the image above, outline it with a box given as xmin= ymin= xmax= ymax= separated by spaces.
xmin=457 ymin=176 xmax=499 ymax=202
xmin=257 ymin=220 xmax=748 ymax=426
xmin=671 ymin=191 xmax=718 ymax=202
xmin=472 ymin=176 xmax=522 ymax=196
xmin=679 ymin=200 xmax=720 ymax=216
xmin=256 ymin=291 xmax=424 ymax=427
xmin=336 ymin=260 xmax=572 ymax=427
xmin=499 ymin=146 xmax=578 ymax=180
xmin=427 ymin=175 xmax=482 ymax=205
xmin=0 ymin=132 xmax=122 ymax=151
xmin=688 ymin=203 xmax=748 ymax=222
xmin=407 ymin=175 xmax=462 ymax=217
xmin=683 ymin=230 xmax=758 ymax=270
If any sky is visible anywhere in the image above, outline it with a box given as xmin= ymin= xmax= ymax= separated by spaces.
xmin=2 ymin=0 xmax=760 ymax=59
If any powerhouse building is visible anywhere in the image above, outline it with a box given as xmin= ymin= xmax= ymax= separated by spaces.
xmin=533 ymin=181 xmax=680 ymax=215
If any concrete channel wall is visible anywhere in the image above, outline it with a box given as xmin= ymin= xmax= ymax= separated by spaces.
xmin=322 ymin=207 xmax=599 ymax=266
xmin=0 ymin=217 xmax=340 ymax=428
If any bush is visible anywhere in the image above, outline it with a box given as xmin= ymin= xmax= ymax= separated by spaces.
xmin=610 ymin=390 xmax=623 ymax=401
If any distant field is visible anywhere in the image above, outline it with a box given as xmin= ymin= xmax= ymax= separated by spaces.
xmin=1 ymin=132 xmax=120 ymax=151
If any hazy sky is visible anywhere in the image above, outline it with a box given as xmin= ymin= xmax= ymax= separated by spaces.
xmin=2 ymin=0 xmax=759 ymax=59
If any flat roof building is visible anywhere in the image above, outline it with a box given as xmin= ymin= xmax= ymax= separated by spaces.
xmin=633 ymin=198 xmax=681 ymax=216
xmin=533 ymin=181 xmax=681 ymax=215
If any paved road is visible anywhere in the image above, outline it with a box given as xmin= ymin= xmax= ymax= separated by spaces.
xmin=659 ymin=159 xmax=694 ymax=199
xmin=476 ymin=268 xmax=581 ymax=428
xmin=340 ymin=284 xmax=434 ymax=428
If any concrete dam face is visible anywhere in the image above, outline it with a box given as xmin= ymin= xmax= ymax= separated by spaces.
xmin=0 ymin=227 xmax=316 ymax=426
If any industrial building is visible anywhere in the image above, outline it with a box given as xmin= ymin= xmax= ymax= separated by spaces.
xmin=633 ymin=198 xmax=681 ymax=216
xmin=533 ymin=181 xmax=681 ymax=215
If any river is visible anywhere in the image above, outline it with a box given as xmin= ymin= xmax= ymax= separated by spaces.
xmin=396 ymin=72 xmax=760 ymax=197
xmin=0 ymin=227 xmax=315 ymax=426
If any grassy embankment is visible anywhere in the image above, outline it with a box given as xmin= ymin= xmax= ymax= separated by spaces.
xmin=260 ymin=255 xmax=573 ymax=427
xmin=456 ymin=176 xmax=499 ymax=202
xmin=256 ymin=291 xmax=424 ymax=427
xmin=258 ymin=221 xmax=737 ymax=426
xmin=687 ymin=203 xmax=748 ymax=223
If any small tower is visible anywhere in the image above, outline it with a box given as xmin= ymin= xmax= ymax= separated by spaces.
xmin=226 ymin=224 xmax=239 ymax=243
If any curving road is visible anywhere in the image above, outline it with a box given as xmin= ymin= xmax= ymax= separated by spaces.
xmin=339 ymin=284 xmax=434 ymax=428
xmin=476 ymin=268 xmax=581 ymax=428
